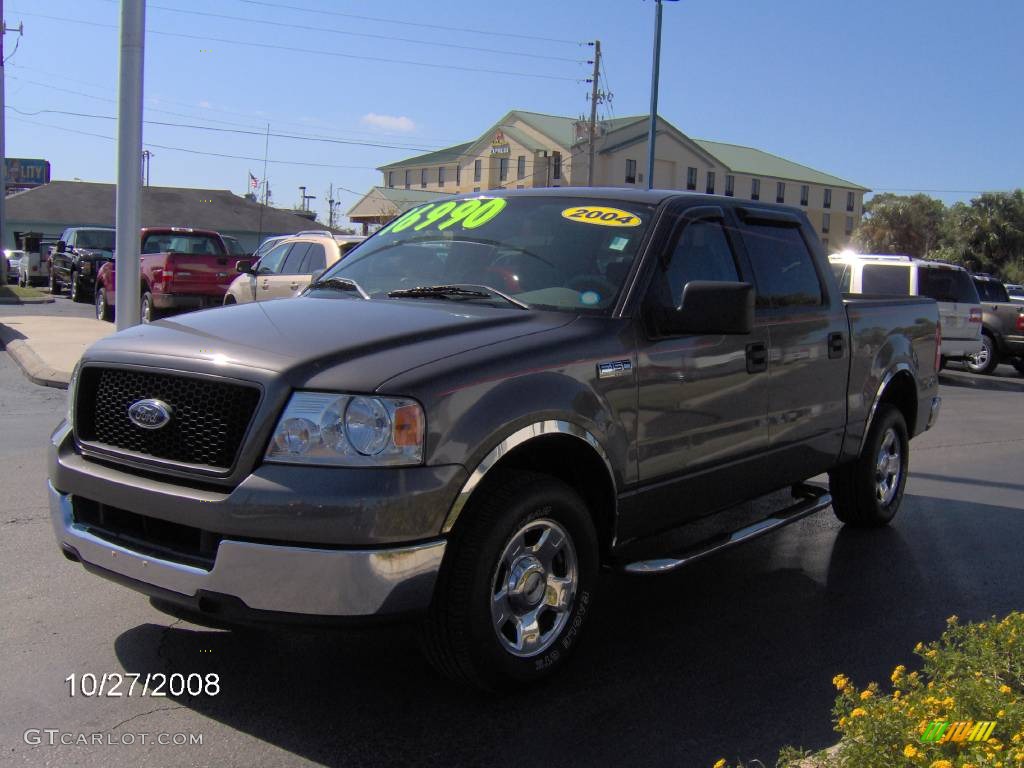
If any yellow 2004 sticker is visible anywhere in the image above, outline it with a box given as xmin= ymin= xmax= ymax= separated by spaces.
xmin=561 ymin=206 xmax=642 ymax=227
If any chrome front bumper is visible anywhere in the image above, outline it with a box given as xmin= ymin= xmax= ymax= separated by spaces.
xmin=49 ymin=482 xmax=446 ymax=617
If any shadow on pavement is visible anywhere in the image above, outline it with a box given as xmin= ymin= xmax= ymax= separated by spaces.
xmin=113 ymin=494 xmax=1024 ymax=768
xmin=939 ymin=370 xmax=1024 ymax=393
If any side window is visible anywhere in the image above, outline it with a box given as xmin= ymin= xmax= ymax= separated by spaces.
xmin=649 ymin=218 xmax=740 ymax=310
xmin=281 ymin=243 xmax=312 ymax=275
xmin=257 ymin=243 xmax=292 ymax=274
xmin=300 ymin=243 xmax=327 ymax=274
xmin=861 ymin=265 xmax=911 ymax=295
xmin=743 ymin=222 xmax=823 ymax=308
xmin=830 ymin=263 xmax=851 ymax=293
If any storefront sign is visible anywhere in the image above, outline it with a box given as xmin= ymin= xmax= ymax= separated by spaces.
xmin=5 ymin=158 xmax=51 ymax=188
xmin=490 ymin=131 xmax=510 ymax=156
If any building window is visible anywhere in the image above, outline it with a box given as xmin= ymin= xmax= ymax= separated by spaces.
xmin=499 ymin=157 xmax=508 ymax=182
xmin=751 ymin=178 xmax=760 ymax=201
xmin=776 ymin=182 xmax=785 ymax=204
xmin=456 ymin=165 xmax=461 ymax=185
xmin=846 ymin=191 xmax=855 ymax=212
xmin=516 ymin=184 xmax=524 ymax=189
xmin=420 ymin=169 xmax=427 ymax=188
xmin=706 ymin=171 xmax=715 ymax=195
xmin=822 ymin=213 xmax=831 ymax=233
xmin=517 ymin=155 xmax=526 ymax=180
xmin=625 ymin=159 xmax=637 ymax=184
xmin=686 ymin=166 xmax=697 ymax=191
xmin=438 ymin=167 xmax=446 ymax=187
xmin=725 ymin=175 xmax=735 ymax=197
xmin=824 ymin=188 xmax=832 ymax=209
xmin=473 ymin=160 xmax=481 ymax=182
xmin=404 ymin=170 xmax=410 ymax=189
xmin=473 ymin=186 xmax=480 ymax=193
xmin=387 ymin=171 xmax=394 ymax=189
xmin=552 ymin=152 xmax=562 ymax=180
xmin=845 ymin=216 xmax=854 ymax=236
xmin=800 ymin=185 xmax=809 ymax=206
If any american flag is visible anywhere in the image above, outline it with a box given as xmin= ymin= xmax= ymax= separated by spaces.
xmin=248 ymin=172 xmax=259 ymax=190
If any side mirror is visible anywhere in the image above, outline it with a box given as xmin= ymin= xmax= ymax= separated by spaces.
xmin=235 ymin=259 xmax=253 ymax=274
xmin=56 ymin=241 xmax=67 ymax=253
xmin=659 ymin=281 xmax=754 ymax=335
xmin=310 ymin=268 xmax=326 ymax=282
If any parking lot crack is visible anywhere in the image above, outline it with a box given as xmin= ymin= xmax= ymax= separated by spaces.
xmin=108 ymin=705 xmax=184 ymax=733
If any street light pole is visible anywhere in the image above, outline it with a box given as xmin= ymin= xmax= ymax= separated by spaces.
xmin=115 ymin=0 xmax=145 ymax=330
xmin=646 ymin=0 xmax=676 ymax=190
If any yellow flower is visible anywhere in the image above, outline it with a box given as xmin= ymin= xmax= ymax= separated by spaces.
xmin=894 ymin=690 xmax=902 ymax=700
xmin=832 ymin=674 xmax=850 ymax=691
xmin=891 ymin=665 xmax=906 ymax=683
xmin=947 ymin=614 xmax=959 ymax=625
xmin=930 ymin=761 xmax=952 ymax=768
xmin=850 ymin=708 xmax=867 ymax=718
xmin=860 ymin=689 xmax=874 ymax=700
xmin=904 ymin=744 xmax=919 ymax=758
xmin=915 ymin=642 xmax=925 ymax=653
xmin=1000 ymin=684 xmax=1013 ymax=694
xmin=713 ymin=760 xmax=727 ymax=768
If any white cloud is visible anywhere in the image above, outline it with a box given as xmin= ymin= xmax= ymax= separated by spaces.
xmin=360 ymin=113 xmax=416 ymax=133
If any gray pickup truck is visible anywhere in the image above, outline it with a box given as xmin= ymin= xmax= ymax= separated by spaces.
xmin=965 ymin=273 xmax=1024 ymax=375
xmin=49 ymin=189 xmax=940 ymax=689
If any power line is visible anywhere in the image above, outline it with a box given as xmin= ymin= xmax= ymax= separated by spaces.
xmin=11 ymin=10 xmax=582 ymax=82
xmin=233 ymin=0 xmax=584 ymax=46
xmin=6 ymin=106 xmax=443 ymax=152
xmin=121 ymin=0 xmax=587 ymax=64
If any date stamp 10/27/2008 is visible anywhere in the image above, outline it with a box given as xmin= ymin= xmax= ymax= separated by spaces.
xmin=65 ymin=673 xmax=220 ymax=698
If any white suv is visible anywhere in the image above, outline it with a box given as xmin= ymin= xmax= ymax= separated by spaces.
xmin=829 ymin=253 xmax=983 ymax=366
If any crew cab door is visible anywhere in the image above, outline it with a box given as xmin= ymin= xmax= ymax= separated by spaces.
xmin=632 ymin=204 xmax=770 ymax=534
xmin=253 ymin=242 xmax=294 ymax=301
xmin=736 ymin=208 xmax=848 ymax=478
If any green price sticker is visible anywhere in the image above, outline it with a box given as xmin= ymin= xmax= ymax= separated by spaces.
xmin=380 ymin=198 xmax=508 ymax=236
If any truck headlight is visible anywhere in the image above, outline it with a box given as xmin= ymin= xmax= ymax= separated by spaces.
xmin=265 ymin=392 xmax=424 ymax=466
xmin=67 ymin=362 xmax=81 ymax=426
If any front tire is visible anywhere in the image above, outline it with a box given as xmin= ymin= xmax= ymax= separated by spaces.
xmin=141 ymin=292 xmax=156 ymax=324
xmin=965 ymin=332 xmax=998 ymax=375
xmin=422 ymin=470 xmax=598 ymax=690
xmin=95 ymin=286 xmax=113 ymax=322
xmin=829 ymin=404 xmax=909 ymax=527
xmin=70 ymin=272 xmax=87 ymax=303
xmin=49 ymin=270 xmax=60 ymax=295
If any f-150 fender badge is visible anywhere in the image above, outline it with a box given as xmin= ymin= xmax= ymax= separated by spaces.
xmin=597 ymin=360 xmax=633 ymax=379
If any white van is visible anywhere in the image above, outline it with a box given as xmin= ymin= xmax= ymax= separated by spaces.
xmin=829 ymin=253 xmax=982 ymax=366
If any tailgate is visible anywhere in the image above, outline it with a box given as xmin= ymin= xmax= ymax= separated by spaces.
xmin=165 ymin=253 xmax=235 ymax=295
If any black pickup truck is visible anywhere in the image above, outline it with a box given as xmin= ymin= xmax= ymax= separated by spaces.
xmin=48 ymin=227 xmax=116 ymax=302
xmin=49 ymin=189 xmax=940 ymax=689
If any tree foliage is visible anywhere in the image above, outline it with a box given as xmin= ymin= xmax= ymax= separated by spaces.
xmin=851 ymin=190 xmax=1024 ymax=283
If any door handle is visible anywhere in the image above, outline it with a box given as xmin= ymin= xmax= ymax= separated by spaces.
xmin=289 ymin=282 xmax=300 ymax=290
xmin=828 ymin=331 xmax=845 ymax=359
xmin=746 ymin=342 xmax=768 ymax=374
xmin=261 ymin=280 xmax=269 ymax=289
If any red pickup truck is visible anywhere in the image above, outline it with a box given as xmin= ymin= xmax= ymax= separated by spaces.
xmin=94 ymin=228 xmax=236 ymax=322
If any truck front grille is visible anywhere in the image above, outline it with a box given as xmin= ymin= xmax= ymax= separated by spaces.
xmin=75 ymin=367 xmax=260 ymax=472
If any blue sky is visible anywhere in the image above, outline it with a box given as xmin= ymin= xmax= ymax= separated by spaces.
xmin=6 ymin=0 xmax=1023 ymax=225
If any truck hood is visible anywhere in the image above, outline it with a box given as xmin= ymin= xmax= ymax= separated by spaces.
xmin=84 ymin=295 xmax=575 ymax=391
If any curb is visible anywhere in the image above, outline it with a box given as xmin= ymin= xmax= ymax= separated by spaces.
xmin=0 ymin=325 xmax=70 ymax=389
xmin=0 ymin=296 xmax=56 ymax=304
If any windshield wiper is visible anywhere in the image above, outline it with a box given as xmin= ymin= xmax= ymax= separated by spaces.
xmin=387 ymin=284 xmax=528 ymax=309
xmin=307 ymin=276 xmax=370 ymax=299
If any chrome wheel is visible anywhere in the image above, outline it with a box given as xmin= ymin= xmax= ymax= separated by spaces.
xmin=966 ymin=335 xmax=995 ymax=374
xmin=875 ymin=428 xmax=902 ymax=505
xmin=490 ymin=518 xmax=577 ymax=658
xmin=141 ymin=295 xmax=152 ymax=324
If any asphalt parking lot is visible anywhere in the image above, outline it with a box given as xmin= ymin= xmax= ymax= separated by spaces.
xmin=2 ymin=308 xmax=1023 ymax=767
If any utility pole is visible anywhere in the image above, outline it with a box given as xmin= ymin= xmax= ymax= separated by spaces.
xmin=0 ymin=7 xmax=21 ymax=285
xmin=646 ymin=0 xmax=678 ymax=190
xmin=299 ymin=186 xmax=315 ymax=213
xmin=586 ymin=40 xmax=601 ymax=187
xmin=114 ymin=0 xmax=145 ymax=330
xmin=327 ymin=184 xmax=337 ymax=229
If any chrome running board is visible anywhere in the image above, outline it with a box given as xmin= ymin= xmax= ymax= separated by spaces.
xmin=622 ymin=484 xmax=832 ymax=575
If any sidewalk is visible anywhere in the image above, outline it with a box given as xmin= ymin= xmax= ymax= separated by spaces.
xmin=0 ymin=312 xmax=113 ymax=388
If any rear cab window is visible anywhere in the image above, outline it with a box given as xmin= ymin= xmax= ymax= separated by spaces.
xmin=974 ymin=279 xmax=1010 ymax=303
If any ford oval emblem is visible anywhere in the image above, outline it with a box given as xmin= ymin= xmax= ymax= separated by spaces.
xmin=127 ymin=398 xmax=173 ymax=430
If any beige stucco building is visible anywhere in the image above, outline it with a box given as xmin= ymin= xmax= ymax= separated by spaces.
xmin=351 ymin=110 xmax=869 ymax=251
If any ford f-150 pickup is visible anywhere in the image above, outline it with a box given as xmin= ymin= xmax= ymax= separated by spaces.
xmin=49 ymin=227 xmax=116 ymax=302
xmin=49 ymin=189 xmax=941 ymax=689
xmin=93 ymin=227 xmax=234 ymax=323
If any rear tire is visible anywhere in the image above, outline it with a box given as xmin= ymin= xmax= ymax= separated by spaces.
xmin=95 ymin=285 xmax=113 ymax=322
xmin=965 ymin=332 xmax=998 ymax=375
xmin=141 ymin=292 xmax=156 ymax=324
xmin=829 ymin=404 xmax=909 ymax=528
xmin=1013 ymin=358 xmax=1024 ymax=376
xmin=422 ymin=470 xmax=598 ymax=690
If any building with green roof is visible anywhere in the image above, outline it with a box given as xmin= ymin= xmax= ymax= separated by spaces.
xmin=367 ymin=109 xmax=869 ymax=249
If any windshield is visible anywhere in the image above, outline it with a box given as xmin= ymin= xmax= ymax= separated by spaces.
xmin=974 ymin=279 xmax=1010 ymax=303
xmin=223 ymin=237 xmax=246 ymax=256
xmin=318 ymin=196 xmax=655 ymax=312
xmin=76 ymin=230 xmax=115 ymax=250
